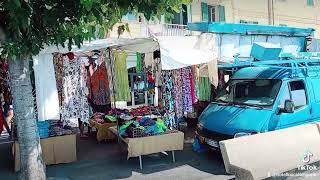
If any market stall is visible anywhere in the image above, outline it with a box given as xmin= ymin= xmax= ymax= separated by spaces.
xmin=109 ymin=126 xmax=184 ymax=169
xmin=27 ymin=35 xmax=215 ymax=169
xmin=106 ymin=105 xmax=184 ymax=169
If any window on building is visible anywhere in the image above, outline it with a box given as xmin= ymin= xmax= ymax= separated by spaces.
xmin=201 ymin=2 xmax=209 ymax=22
xmin=202 ymin=2 xmax=225 ymax=22
xmin=208 ymin=5 xmax=216 ymax=22
xmin=218 ymin=5 xmax=226 ymax=22
xmin=307 ymin=0 xmax=314 ymax=6
xmin=172 ymin=4 xmax=188 ymax=25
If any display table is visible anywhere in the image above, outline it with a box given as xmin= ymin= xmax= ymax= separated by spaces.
xmin=109 ymin=126 xmax=184 ymax=169
xmin=13 ymin=134 xmax=77 ymax=172
xmin=89 ymin=119 xmax=117 ymax=142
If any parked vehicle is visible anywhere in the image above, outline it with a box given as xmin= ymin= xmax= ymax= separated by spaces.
xmin=196 ymin=53 xmax=320 ymax=150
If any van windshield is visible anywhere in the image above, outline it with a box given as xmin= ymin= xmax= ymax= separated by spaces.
xmin=216 ymin=79 xmax=282 ymax=107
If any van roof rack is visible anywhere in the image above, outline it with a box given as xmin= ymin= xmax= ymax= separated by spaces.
xmin=218 ymin=52 xmax=320 ymax=78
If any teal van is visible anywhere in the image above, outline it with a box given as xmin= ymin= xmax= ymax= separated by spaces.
xmin=196 ymin=56 xmax=320 ymax=149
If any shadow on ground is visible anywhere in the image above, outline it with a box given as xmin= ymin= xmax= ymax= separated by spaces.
xmin=0 ymin=129 xmax=233 ymax=180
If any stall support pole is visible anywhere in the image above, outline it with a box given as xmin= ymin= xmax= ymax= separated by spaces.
xmin=139 ymin=155 xmax=143 ymax=170
xmin=172 ymin=151 xmax=175 ymax=163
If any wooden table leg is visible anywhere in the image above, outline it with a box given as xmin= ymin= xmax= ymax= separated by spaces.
xmin=139 ymin=155 xmax=143 ymax=170
xmin=172 ymin=151 xmax=175 ymax=163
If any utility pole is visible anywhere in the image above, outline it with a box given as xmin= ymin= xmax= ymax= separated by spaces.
xmin=268 ymin=0 xmax=275 ymax=25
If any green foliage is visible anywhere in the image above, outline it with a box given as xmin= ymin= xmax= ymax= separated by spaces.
xmin=0 ymin=0 xmax=192 ymax=59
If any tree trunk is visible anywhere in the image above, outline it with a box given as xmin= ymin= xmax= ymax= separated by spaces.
xmin=9 ymin=58 xmax=46 ymax=180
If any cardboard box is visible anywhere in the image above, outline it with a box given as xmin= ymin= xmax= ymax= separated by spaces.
xmin=13 ymin=134 xmax=77 ymax=172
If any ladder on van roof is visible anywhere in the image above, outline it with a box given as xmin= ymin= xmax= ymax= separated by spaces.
xmin=218 ymin=52 xmax=320 ymax=77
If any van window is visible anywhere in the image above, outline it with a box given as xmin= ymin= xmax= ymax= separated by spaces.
xmin=216 ymin=79 xmax=281 ymax=106
xmin=310 ymin=78 xmax=320 ymax=102
xmin=289 ymin=80 xmax=307 ymax=109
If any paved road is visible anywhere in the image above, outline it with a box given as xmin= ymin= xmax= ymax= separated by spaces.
xmin=45 ymin=144 xmax=232 ymax=180
xmin=0 ymin=133 xmax=233 ymax=180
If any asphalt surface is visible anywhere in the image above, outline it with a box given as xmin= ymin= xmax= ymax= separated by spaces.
xmin=0 ymin=130 xmax=234 ymax=180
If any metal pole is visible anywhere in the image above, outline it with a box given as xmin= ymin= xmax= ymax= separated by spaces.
xmin=139 ymin=155 xmax=143 ymax=169
xmin=172 ymin=151 xmax=175 ymax=163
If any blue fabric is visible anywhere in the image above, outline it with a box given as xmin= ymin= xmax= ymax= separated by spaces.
xmin=192 ymin=138 xmax=208 ymax=153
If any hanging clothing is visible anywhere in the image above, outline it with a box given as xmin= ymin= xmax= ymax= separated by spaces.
xmin=61 ymin=55 xmax=89 ymax=124
xmin=172 ymin=69 xmax=183 ymax=118
xmin=0 ymin=108 xmax=3 ymax=135
xmin=162 ymin=70 xmax=176 ymax=128
xmin=189 ymin=68 xmax=197 ymax=104
xmin=105 ymin=50 xmax=117 ymax=104
xmin=34 ymin=53 xmax=60 ymax=120
xmin=198 ymin=77 xmax=212 ymax=101
xmin=90 ymin=60 xmax=110 ymax=106
xmin=53 ymin=53 xmax=64 ymax=107
xmin=144 ymin=52 xmax=153 ymax=69
xmin=208 ymin=60 xmax=218 ymax=87
xmin=136 ymin=52 xmax=142 ymax=73
xmin=153 ymin=58 xmax=162 ymax=86
xmin=113 ymin=50 xmax=130 ymax=101
xmin=181 ymin=67 xmax=193 ymax=112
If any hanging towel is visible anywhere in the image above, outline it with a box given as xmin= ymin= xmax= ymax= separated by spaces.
xmin=34 ymin=53 xmax=60 ymax=120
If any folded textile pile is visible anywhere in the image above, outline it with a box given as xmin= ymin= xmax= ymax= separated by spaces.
xmin=119 ymin=117 xmax=167 ymax=138
xmin=91 ymin=112 xmax=117 ymax=124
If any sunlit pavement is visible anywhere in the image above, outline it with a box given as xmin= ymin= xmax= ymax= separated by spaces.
xmin=0 ymin=130 xmax=234 ymax=180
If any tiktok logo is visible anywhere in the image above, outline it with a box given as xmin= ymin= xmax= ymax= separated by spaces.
xmin=303 ymin=151 xmax=313 ymax=164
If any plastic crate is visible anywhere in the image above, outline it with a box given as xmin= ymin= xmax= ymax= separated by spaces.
xmin=127 ymin=127 xmax=156 ymax=138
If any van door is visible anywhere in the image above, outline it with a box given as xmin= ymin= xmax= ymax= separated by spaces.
xmin=277 ymin=80 xmax=311 ymax=129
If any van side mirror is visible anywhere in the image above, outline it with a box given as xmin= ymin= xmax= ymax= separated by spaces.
xmin=284 ymin=100 xmax=295 ymax=113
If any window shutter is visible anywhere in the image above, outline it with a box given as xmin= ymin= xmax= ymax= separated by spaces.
xmin=201 ymin=2 xmax=209 ymax=22
xmin=307 ymin=0 xmax=314 ymax=6
xmin=218 ymin=5 xmax=226 ymax=22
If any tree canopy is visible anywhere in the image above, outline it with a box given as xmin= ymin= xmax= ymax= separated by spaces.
xmin=0 ymin=0 xmax=191 ymax=59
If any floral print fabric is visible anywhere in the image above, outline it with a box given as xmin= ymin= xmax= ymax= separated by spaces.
xmin=104 ymin=50 xmax=117 ymax=102
xmin=172 ymin=69 xmax=183 ymax=118
xmin=61 ymin=55 xmax=89 ymax=124
xmin=181 ymin=67 xmax=193 ymax=112
xmin=53 ymin=53 xmax=64 ymax=106
xmin=90 ymin=57 xmax=110 ymax=106
xmin=162 ymin=70 xmax=176 ymax=128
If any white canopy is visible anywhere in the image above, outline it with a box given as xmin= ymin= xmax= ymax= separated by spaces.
xmin=39 ymin=38 xmax=158 ymax=55
xmin=156 ymin=35 xmax=217 ymax=70
xmin=35 ymin=37 xmax=158 ymax=121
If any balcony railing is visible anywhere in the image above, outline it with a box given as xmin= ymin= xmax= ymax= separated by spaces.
xmin=143 ymin=23 xmax=192 ymax=37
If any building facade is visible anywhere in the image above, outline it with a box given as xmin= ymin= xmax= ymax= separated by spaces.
xmin=186 ymin=0 xmax=320 ymax=37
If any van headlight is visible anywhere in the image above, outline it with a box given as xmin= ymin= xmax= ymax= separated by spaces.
xmin=234 ymin=132 xmax=258 ymax=138
xmin=234 ymin=132 xmax=251 ymax=138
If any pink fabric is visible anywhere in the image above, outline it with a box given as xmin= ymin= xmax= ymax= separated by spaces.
xmin=190 ymin=68 xmax=197 ymax=104
xmin=0 ymin=109 xmax=4 ymax=135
